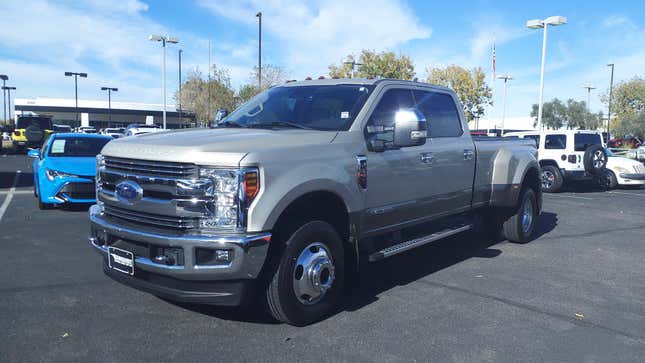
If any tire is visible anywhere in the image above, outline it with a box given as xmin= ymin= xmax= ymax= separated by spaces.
xmin=541 ymin=165 xmax=563 ymax=193
xmin=583 ymin=145 xmax=607 ymax=175
xmin=266 ymin=221 xmax=345 ymax=326
xmin=603 ymin=170 xmax=618 ymax=190
xmin=502 ymin=188 xmax=538 ymax=243
xmin=25 ymin=125 xmax=44 ymax=144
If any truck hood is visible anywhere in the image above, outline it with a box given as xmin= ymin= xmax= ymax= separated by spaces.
xmin=45 ymin=157 xmax=96 ymax=177
xmin=101 ymin=128 xmax=338 ymax=166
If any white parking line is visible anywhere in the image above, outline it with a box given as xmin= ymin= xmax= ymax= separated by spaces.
xmin=544 ymin=194 xmax=595 ymax=200
xmin=608 ymin=191 xmax=645 ymax=197
xmin=0 ymin=170 xmax=20 ymax=222
xmin=0 ymin=190 xmax=31 ymax=195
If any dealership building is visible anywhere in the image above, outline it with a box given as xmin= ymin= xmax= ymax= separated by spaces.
xmin=13 ymin=97 xmax=196 ymax=129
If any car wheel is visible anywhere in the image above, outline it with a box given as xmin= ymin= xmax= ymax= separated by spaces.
xmin=502 ymin=188 xmax=538 ymax=243
xmin=541 ymin=165 xmax=563 ymax=193
xmin=266 ymin=221 xmax=344 ymax=326
xmin=604 ymin=170 xmax=618 ymax=190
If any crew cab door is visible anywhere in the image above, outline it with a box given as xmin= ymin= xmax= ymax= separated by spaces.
xmin=362 ymin=87 xmax=475 ymax=236
xmin=412 ymin=89 xmax=475 ymax=214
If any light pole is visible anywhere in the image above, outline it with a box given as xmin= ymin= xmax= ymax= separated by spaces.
xmin=64 ymin=71 xmax=87 ymax=125
xmin=1 ymin=75 xmax=7 ymax=123
xmin=149 ymin=34 xmax=179 ymax=130
xmin=497 ymin=74 xmax=513 ymax=134
xmin=256 ymin=12 xmax=262 ymax=89
xmin=100 ymin=87 xmax=118 ymax=128
xmin=343 ymin=58 xmax=363 ymax=79
xmin=178 ymin=49 xmax=183 ymax=128
xmin=607 ymin=63 xmax=614 ymax=137
xmin=2 ymin=86 xmax=16 ymax=125
xmin=526 ymin=16 xmax=567 ymax=129
xmin=580 ymin=84 xmax=596 ymax=129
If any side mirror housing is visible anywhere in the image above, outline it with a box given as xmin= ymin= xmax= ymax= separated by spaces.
xmin=27 ymin=148 xmax=40 ymax=158
xmin=393 ymin=108 xmax=427 ymax=148
xmin=214 ymin=108 xmax=229 ymax=122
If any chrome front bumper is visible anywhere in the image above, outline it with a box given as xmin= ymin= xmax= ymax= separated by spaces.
xmin=89 ymin=204 xmax=271 ymax=281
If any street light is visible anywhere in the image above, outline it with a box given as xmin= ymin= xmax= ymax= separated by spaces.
xmin=100 ymin=87 xmax=118 ymax=128
xmin=606 ymin=63 xmax=615 ymax=137
xmin=256 ymin=12 xmax=262 ymax=89
xmin=178 ymin=49 xmax=183 ymax=128
xmin=526 ymin=15 xmax=567 ymax=129
xmin=343 ymin=58 xmax=363 ymax=79
xmin=1 ymin=74 xmax=8 ymax=123
xmin=497 ymin=74 xmax=514 ymax=134
xmin=149 ymin=34 xmax=179 ymax=130
xmin=2 ymin=86 xmax=16 ymax=125
xmin=64 ymin=71 xmax=88 ymax=125
xmin=580 ymin=84 xmax=596 ymax=129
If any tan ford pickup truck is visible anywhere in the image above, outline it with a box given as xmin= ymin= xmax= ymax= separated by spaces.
xmin=89 ymin=78 xmax=542 ymax=326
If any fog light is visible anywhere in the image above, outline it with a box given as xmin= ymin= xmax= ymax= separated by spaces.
xmin=215 ymin=250 xmax=231 ymax=262
xmin=195 ymin=248 xmax=233 ymax=265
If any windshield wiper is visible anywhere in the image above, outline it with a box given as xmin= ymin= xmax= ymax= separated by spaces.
xmin=247 ymin=121 xmax=314 ymax=130
xmin=217 ymin=120 xmax=247 ymax=128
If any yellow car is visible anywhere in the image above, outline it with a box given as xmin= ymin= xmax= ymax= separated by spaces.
xmin=11 ymin=115 xmax=54 ymax=151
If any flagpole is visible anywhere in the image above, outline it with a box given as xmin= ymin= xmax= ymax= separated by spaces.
xmin=489 ymin=37 xmax=496 ymax=134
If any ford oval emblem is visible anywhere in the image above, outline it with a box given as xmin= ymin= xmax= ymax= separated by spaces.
xmin=115 ymin=180 xmax=143 ymax=205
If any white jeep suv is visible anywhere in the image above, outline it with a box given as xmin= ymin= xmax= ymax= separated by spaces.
xmin=505 ymin=130 xmax=607 ymax=192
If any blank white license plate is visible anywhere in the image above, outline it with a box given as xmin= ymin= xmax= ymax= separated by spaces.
xmin=108 ymin=247 xmax=134 ymax=275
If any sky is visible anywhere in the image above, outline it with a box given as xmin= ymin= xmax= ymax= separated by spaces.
xmin=1 ymin=0 xmax=644 ymax=120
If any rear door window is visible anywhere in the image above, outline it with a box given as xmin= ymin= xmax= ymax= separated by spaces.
xmin=574 ymin=133 xmax=602 ymax=151
xmin=413 ymin=90 xmax=462 ymax=137
xmin=545 ymin=134 xmax=566 ymax=149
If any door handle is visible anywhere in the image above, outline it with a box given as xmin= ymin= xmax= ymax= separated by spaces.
xmin=463 ymin=149 xmax=475 ymax=160
xmin=420 ymin=152 xmax=434 ymax=164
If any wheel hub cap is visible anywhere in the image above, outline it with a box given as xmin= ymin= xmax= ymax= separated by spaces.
xmin=542 ymin=171 xmax=554 ymax=189
xmin=593 ymin=151 xmax=606 ymax=169
xmin=521 ymin=197 xmax=534 ymax=234
xmin=293 ymin=242 xmax=335 ymax=305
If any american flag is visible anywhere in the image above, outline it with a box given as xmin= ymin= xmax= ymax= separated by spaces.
xmin=491 ymin=41 xmax=496 ymax=79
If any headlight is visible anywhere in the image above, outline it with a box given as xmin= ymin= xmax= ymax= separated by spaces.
xmin=613 ymin=166 xmax=629 ymax=173
xmin=95 ymin=155 xmax=105 ymax=212
xmin=198 ymin=167 xmax=260 ymax=230
xmin=45 ymin=168 xmax=79 ymax=181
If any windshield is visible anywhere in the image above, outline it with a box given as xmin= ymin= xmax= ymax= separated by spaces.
xmin=48 ymin=137 xmax=110 ymax=157
xmin=17 ymin=117 xmax=52 ymax=130
xmin=574 ymin=133 xmax=602 ymax=151
xmin=222 ymin=84 xmax=374 ymax=131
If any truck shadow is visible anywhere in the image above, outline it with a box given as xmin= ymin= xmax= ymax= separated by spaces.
xmin=171 ymin=212 xmax=558 ymax=325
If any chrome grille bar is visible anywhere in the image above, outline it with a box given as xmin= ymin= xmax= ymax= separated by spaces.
xmin=104 ymin=205 xmax=200 ymax=229
xmin=104 ymin=156 xmax=198 ymax=178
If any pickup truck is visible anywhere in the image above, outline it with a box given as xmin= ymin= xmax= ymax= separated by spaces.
xmin=89 ymin=79 xmax=542 ymax=326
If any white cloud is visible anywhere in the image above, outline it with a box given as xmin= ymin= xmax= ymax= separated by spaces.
xmin=603 ymin=15 xmax=636 ymax=29
xmin=198 ymin=0 xmax=431 ymax=78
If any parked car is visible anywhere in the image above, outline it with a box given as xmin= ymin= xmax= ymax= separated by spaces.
xmin=53 ymin=124 xmax=73 ymax=133
xmin=89 ymin=78 xmax=542 ymax=326
xmin=624 ymin=145 xmax=645 ymax=164
xmin=124 ymin=123 xmax=163 ymax=136
xmin=76 ymin=126 xmax=98 ymax=134
xmin=609 ymin=136 xmax=641 ymax=149
xmin=101 ymin=127 xmax=125 ymax=138
xmin=504 ymin=130 xmax=608 ymax=192
xmin=602 ymin=149 xmax=645 ymax=189
xmin=11 ymin=115 xmax=54 ymax=151
xmin=28 ymin=133 xmax=112 ymax=209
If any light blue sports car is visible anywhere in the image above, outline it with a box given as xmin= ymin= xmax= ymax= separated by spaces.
xmin=28 ymin=133 xmax=112 ymax=209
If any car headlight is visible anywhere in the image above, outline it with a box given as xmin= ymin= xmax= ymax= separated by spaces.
xmin=45 ymin=168 xmax=79 ymax=181
xmin=198 ymin=167 xmax=260 ymax=230
xmin=613 ymin=166 xmax=629 ymax=173
xmin=95 ymin=155 xmax=105 ymax=212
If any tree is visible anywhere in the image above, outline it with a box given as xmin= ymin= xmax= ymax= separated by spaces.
xmin=250 ymin=64 xmax=289 ymax=91
xmin=175 ymin=66 xmax=236 ymax=123
xmin=530 ymin=98 xmax=604 ymax=130
xmin=328 ymin=50 xmax=416 ymax=80
xmin=426 ymin=65 xmax=492 ymax=122
xmin=531 ymin=99 xmax=566 ymax=129
xmin=237 ymin=84 xmax=260 ymax=106
xmin=601 ymin=77 xmax=645 ymax=137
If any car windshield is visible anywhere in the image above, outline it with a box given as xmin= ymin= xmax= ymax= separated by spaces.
xmin=574 ymin=133 xmax=602 ymax=151
xmin=17 ymin=117 xmax=52 ymax=130
xmin=48 ymin=137 xmax=110 ymax=157
xmin=221 ymin=84 xmax=374 ymax=131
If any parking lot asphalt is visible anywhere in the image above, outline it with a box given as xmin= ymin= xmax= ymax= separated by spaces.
xmin=1 ymin=153 xmax=644 ymax=362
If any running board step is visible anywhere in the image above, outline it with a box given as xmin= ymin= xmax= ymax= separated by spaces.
xmin=368 ymin=224 xmax=473 ymax=262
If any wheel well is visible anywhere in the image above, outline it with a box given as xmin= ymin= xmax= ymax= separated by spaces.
xmin=522 ymin=167 xmax=541 ymax=194
xmin=539 ymin=159 xmax=559 ymax=168
xmin=272 ymin=191 xmax=350 ymax=244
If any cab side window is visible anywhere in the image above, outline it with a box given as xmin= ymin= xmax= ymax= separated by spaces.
xmin=524 ymin=134 xmax=541 ymax=148
xmin=413 ymin=90 xmax=462 ymax=138
xmin=545 ymin=134 xmax=566 ymax=149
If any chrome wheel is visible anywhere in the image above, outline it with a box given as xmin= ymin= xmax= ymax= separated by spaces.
xmin=592 ymin=150 xmax=606 ymax=169
xmin=521 ymin=196 xmax=534 ymax=234
xmin=542 ymin=170 xmax=555 ymax=190
xmin=293 ymin=242 xmax=335 ymax=306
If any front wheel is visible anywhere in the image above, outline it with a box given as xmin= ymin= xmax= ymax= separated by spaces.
xmin=502 ymin=189 xmax=538 ymax=243
xmin=603 ymin=170 xmax=618 ymax=190
xmin=266 ymin=221 xmax=345 ymax=326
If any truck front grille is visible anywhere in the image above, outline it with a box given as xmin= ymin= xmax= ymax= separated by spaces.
xmin=104 ymin=205 xmax=200 ymax=229
xmin=103 ymin=156 xmax=198 ymax=178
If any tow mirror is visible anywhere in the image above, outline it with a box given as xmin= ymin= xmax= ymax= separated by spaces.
xmin=214 ymin=108 xmax=229 ymax=122
xmin=27 ymin=148 xmax=40 ymax=158
xmin=393 ymin=108 xmax=427 ymax=148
